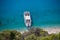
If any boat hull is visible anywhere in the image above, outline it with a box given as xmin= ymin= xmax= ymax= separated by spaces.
xmin=24 ymin=11 xmax=31 ymax=27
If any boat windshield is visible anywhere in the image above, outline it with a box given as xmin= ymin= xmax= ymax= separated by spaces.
xmin=25 ymin=13 xmax=29 ymax=16
xmin=26 ymin=20 xmax=30 ymax=23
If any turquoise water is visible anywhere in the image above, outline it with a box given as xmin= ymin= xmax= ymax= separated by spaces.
xmin=0 ymin=0 xmax=60 ymax=31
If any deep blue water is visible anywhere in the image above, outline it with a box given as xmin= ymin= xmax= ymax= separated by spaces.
xmin=0 ymin=0 xmax=60 ymax=31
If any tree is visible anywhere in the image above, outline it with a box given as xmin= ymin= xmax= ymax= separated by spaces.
xmin=25 ymin=34 xmax=37 ymax=40
xmin=40 ymin=36 xmax=49 ymax=40
xmin=0 ymin=30 xmax=10 ymax=40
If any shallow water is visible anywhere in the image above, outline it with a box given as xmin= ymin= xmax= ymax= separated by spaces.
xmin=0 ymin=0 xmax=60 ymax=31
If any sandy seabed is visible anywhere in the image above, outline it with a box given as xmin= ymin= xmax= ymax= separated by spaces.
xmin=43 ymin=27 xmax=60 ymax=34
xmin=20 ymin=27 xmax=60 ymax=34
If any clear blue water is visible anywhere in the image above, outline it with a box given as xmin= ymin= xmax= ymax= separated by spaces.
xmin=0 ymin=0 xmax=60 ymax=31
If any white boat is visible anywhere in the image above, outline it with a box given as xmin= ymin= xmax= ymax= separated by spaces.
xmin=24 ymin=11 xmax=31 ymax=27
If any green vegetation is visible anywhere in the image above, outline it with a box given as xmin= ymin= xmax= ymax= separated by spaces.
xmin=0 ymin=30 xmax=22 ymax=40
xmin=0 ymin=28 xmax=60 ymax=40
